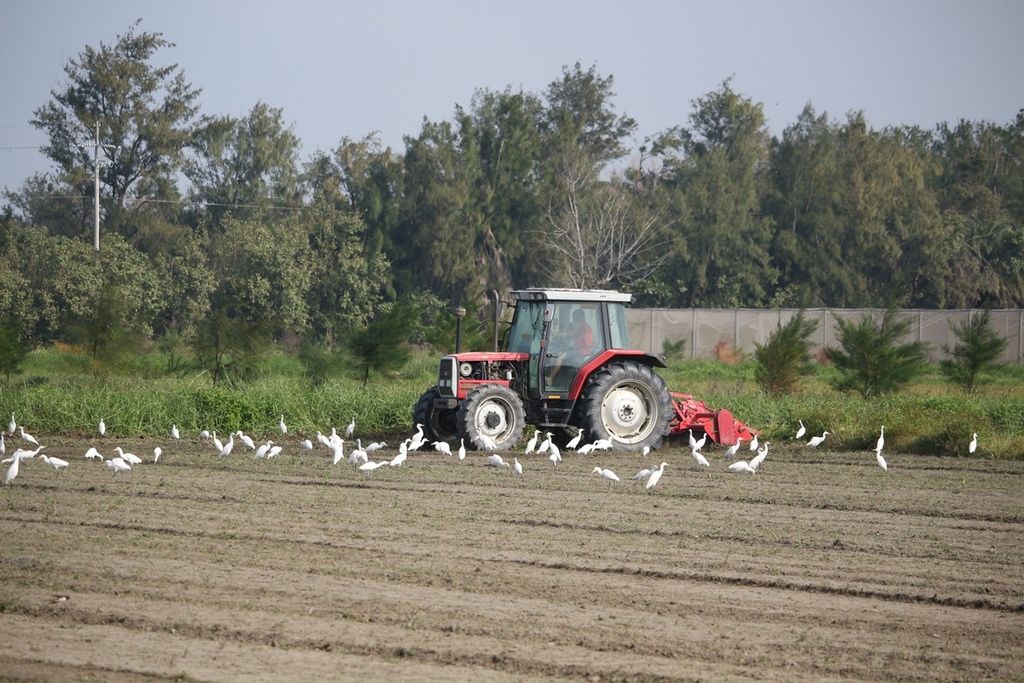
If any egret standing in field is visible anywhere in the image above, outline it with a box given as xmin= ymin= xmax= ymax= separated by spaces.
xmin=691 ymin=449 xmax=710 ymax=468
xmin=565 ymin=430 xmax=584 ymax=450
xmin=749 ymin=434 xmax=759 ymax=451
xmin=631 ymin=467 xmax=653 ymax=482
xmin=40 ymin=454 xmax=69 ymax=473
xmin=389 ymin=448 xmax=407 ymax=467
xmin=171 ymin=424 xmax=180 ymax=440
xmin=279 ymin=415 xmax=288 ymax=435
xmin=19 ymin=426 xmax=38 ymax=447
xmin=255 ymin=441 xmax=272 ymax=460
xmin=807 ymin=431 xmax=829 ymax=448
xmin=0 ymin=434 xmax=4 ymax=457
xmin=266 ymin=445 xmax=282 ymax=459
xmin=358 ymin=460 xmax=386 ymax=472
xmin=537 ymin=432 xmax=553 ymax=455
xmin=98 ymin=418 xmax=106 ymax=437
xmin=457 ymin=438 xmax=466 ymax=461
xmin=513 ymin=457 xmax=523 ymax=477
xmin=153 ymin=447 xmax=162 ymax=463
xmin=795 ymin=420 xmax=806 ymax=440
xmin=114 ymin=446 xmax=141 ymax=466
xmin=548 ymin=444 xmax=562 ymax=465
xmin=211 ymin=432 xmax=223 ymax=453
xmin=485 ymin=454 xmax=510 ymax=468
xmin=7 ymin=413 xmax=15 ymax=436
xmin=345 ymin=419 xmax=355 ymax=439
xmin=301 ymin=439 xmax=313 ymax=450
xmin=876 ymin=449 xmax=888 ymax=472
xmin=750 ymin=443 xmax=770 ymax=471
xmin=84 ymin=447 xmax=102 ymax=461
xmin=219 ymin=433 xmax=235 ymax=457
xmin=969 ymin=432 xmax=978 ymax=454
xmin=641 ymin=445 xmax=651 ymax=458
xmin=688 ymin=429 xmax=698 ymax=451
xmin=728 ymin=460 xmax=756 ymax=474
xmin=592 ymin=466 xmax=621 ymax=483
xmin=236 ymin=431 xmax=256 ymax=450
xmin=107 ymin=457 xmax=131 ymax=474
xmin=724 ymin=438 xmax=743 ymax=460
xmin=3 ymin=452 xmax=21 ymax=485
xmin=646 ymin=462 xmax=668 ymax=491
xmin=524 ymin=430 xmax=539 ymax=455
xmin=434 ymin=440 xmax=452 ymax=457
xmin=875 ymin=425 xmax=885 ymax=455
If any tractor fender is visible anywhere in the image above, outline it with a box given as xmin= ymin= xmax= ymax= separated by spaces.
xmin=568 ymin=350 xmax=667 ymax=400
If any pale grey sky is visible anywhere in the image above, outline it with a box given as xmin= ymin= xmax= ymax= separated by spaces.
xmin=1 ymin=0 xmax=1021 ymax=192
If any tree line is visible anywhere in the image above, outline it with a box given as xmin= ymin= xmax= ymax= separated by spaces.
xmin=2 ymin=22 xmax=1022 ymax=359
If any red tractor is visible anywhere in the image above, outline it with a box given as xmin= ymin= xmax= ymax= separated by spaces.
xmin=414 ymin=289 xmax=755 ymax=451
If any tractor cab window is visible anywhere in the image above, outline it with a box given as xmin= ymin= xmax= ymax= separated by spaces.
xmin=608 ymin=303 xmax=630 ymax=348
xmin=543 ymin=302 xmax=606 ymax=392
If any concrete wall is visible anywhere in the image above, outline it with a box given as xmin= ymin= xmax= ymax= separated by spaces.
xmin=626 ymin=308 xmax=1024 ymax=364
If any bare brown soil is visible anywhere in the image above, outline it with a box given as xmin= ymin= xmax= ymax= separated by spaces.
xmin=1 ymin=436 xmax=1022 ymax=682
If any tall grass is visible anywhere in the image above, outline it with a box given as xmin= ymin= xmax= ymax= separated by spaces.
xmin=2 ymin=346 xmax=1021 ymax=458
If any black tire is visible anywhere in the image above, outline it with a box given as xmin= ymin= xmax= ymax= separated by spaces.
xmin=413 ymin=387 xmax=458 ymax=443
xmin=457 ymin=384 xmax=526 ymax=451
xmin=580 ymin=361 xmax=672 ymax=451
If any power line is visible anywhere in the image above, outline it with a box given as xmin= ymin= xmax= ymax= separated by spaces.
xmin=15 ymin=193 xmax=301 ymax=212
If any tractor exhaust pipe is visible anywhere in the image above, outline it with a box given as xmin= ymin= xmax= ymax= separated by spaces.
xmin=454 ymin=306 xmax=467 ymax=353
xmin=492 ymin=289 xmax=501 ymax=352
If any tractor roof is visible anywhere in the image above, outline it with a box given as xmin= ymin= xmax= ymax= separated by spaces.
xmin=511 ymin=288 xmax=632 ymax=303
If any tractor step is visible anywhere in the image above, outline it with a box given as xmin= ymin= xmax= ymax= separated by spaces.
xmin=668 ymin=392 xmax=757 ymax=446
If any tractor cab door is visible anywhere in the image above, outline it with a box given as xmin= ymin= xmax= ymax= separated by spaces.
xmin=541 ymin=302 xmax=607 ymax=395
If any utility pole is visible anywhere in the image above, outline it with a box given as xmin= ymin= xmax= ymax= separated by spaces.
xmin=93 ymin=121 xmax=100 ymax=251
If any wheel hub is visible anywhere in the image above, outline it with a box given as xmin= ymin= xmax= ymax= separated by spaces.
xmin=601 ymin=384 xmax=651 ymax=442
xmin=476 ymin=399 xmax=510 ymax=439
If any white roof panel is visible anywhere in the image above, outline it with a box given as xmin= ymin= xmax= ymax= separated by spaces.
xmin=511 ymin=288 xmax=632 ymax=303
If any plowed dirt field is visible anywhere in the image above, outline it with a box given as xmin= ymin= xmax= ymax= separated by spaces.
xmin=2 ymin=437 xmax=1022 ymax=681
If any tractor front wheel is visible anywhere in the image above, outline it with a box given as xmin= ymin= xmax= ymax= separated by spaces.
xmin=413 ymin=387 xmax=458 ymax=443
xmin=581 ymin=361 xmax=672 ymax=451
xmin=457 ymin=384 xmax=526 ymax=451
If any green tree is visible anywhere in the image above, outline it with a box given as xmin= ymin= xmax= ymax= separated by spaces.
xmin=187 ymin=102 xmax=301 ymax=227
xmin=940 ymin=310 xmax=1008 ymax=393
xmin=348 ymin=304 xmax=415 ymax=386
xmin=30 ymin=21 xmax=201 ymax=240
xmin=192 ymin=311 xmax=270 ymax=386
xmin=0 ymin=325 xmax=28 ymax=382
xmin=753 ymin=311 xmax=818 ymax=395
xmin=827 ymin=309 xmax=930 ymax=398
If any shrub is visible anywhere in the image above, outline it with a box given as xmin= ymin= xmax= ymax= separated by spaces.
xmin=941 ymin=310 xmax=1008 ymax=393
xmin=753 ymin=311 xmax=818 ymax=395
xmin=827 ymin=308 xmax=929 ymax=398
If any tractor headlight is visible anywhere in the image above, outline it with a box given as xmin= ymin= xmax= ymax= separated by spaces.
xmin=459 ymin=362 xmax=473 ymax=377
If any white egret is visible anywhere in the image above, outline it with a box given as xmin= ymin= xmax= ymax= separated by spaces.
xmin=236 ymin=431 xmax=256 ymax=450
xmin=199 ymin=429 xmax=211 ymax=440
xmin=98 ymin=418 xmax=106 ymax=436
xmin=328 ymin=439 xmax=344 ymax=464
xmin=592 ymin=467 xmax=620 ymax=482
xmin=301 ymin=439 xmax=313 ymax=450
xmin=114 ymin=447 xmax=141 ymax=466
xmin=0 ymin=433 xmax=4 ymax=456
xmin=107 ymin=457 xmax=131 ymax=473
xmin=7 ymin=413 xmax=15 ymax=436
xmin=171 ymin=425 xmax=180 ymax=440
xmin=409 ymin=423 xmax=425 ymax=450
xmin=578 ymin=443 xmax=596 ymax=456
xmin=688 ymin=429 xmax=698 ymax=451
xmin=691 ymin=449 xmax=709 ymax=468
xmin=19 ymin=426 xmax=38 ymax=446
xmin=513 ymin=457 xmax=523 ymax=476
xmin=969 ymin=433 xmax=978 ymax=454
xmin=537 ymin=432 xmax=553 ymax=455
xmin=365 ymin=441 xmax=386 ymax=454
xmin=457 ymin=438 xmax=466 ymax=461
xmin=266 ymin=445 xmax=282 ymax=459
xmin=641 ymin=445 xmax=651 ymax=458
xmin=795 ymin=420 xmax=806 ymax=440
xmin=211 ymin=432 xmax=223 ymax=452
xmin=279 ymin=415 xmax=288 ymax=434
xmin=694 ymin=432 xmax=707 ymax=452
xmin=218 ymin=433 xmax=234 ymax=457
xmin=84 ymin=447 xmax=102 ymax=461
xmin=40 ymin=454 xmax=69 ymax=473
xmin=631 ymin=467 xmax=653 ymax=482
xmin=485 ymin=454 xmax=510 ymax=468
xmin=358 ymin=460 xmax=386 ymax=472
xmin=153 ymin=447 xmax=162 ymax=463
xmin=749 ymin=434 xmax=759 ymax=451
xmin=316 ymin=431 xmax=330 ymax=448
xmin=350 ymin=439 xmax=368 ymax=464
xmin=345 ymin=419 xmax=355 ymax=439
xmin=645 ymin=462 xmax=668 ymax=491
xmin=875 ymin=425 xmax=885 ymax=454
xmin=255 ymin=441 xmax=272 ymax=460
xmin=565 ymin=430 xmax=584 ymax=450
xmin=728 ymin=460 xmax=756 ymax=474
xmin=548 ymin=444 xmax=561 ymax=466
xmin=807 ymin=431 xmax=829 ymax=448
xmin=10 ymin=445 xmax=43 ymax=461
xmin=479 ymin=434 xmax=498 ymax=451
xmin=4 ymin=453 xmax=20 ymax=485
xmin=724 ymin=439 xmax=743 ymax=460
xmin=434 ymin=441 xmax=452 ymax=457
xmin=524 ymin=430 xmax=539 ymax=454
xmin=389 ymin=449 xmax=407 ymax=467
xmin=592 ymin=439 xmax=613 ymax=451
xmin=876 ymin=450 xmax=888 ymax=472
xmin=750 ymin=443 xmax=770 ymax=471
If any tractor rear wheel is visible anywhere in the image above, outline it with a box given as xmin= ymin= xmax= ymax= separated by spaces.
xmin=457 ymin=384 xmax=526 ymax=451
xmin=413 ymin=387 xmax=458 ymax=443
xmin=581 ymin=361 xmax=672 ymax=451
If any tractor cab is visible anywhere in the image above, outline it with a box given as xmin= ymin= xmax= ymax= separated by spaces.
xmin=505 ymin=289 xmax=636 ymax=397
